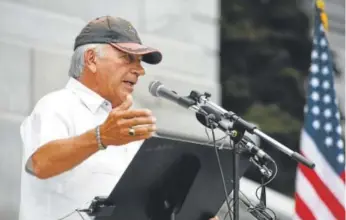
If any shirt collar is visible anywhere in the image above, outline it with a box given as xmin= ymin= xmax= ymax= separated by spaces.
xmin=65 ymin=77 xmax=112 ymax=113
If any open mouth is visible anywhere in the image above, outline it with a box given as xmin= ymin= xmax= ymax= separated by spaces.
xmin=123 ymin=81 xmax=135 ymax=86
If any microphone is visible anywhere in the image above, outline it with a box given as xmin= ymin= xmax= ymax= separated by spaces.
xmin=149 ymin=83 xmax=315 ymax=169
xmin=238 ymin=136 xmax=274 ymax=163
xmin=149 ymin=80 xmax=199 ymax=111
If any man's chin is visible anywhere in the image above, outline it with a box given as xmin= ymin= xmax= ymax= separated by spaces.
xmin=120 ymin=92 xmax=133 ymax=102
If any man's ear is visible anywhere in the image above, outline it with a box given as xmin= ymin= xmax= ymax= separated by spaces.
xmin=84 ymin=49 xmax=97 ymax=73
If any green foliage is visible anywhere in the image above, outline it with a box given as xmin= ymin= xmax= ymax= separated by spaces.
xmin=220 ymin=0 xmax=316 ymax=196
xmin=243 ymin=103 xmax=302 ymax=135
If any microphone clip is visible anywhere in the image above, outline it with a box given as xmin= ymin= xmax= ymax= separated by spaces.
xmin=188 ymin=90 xmax=212 ymax=104
xmin=249 ymin=156 xmax=273 ymax=178
xmin=229 ymin=127 xmax=246 ymax=145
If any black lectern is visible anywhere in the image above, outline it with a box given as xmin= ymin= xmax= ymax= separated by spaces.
xmin=92 ymin=136 xmax=251 ymax=220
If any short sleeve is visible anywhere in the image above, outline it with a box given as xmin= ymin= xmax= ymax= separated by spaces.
xmin=20 ymin=108 xmax=70 ymax=164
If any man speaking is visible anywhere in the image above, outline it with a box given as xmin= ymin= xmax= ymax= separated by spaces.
xmin=19 ymin=16 xmax=218 ymax=220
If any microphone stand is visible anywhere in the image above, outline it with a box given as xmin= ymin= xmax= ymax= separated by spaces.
xmin=186 ymin=90 xmax=315 ymax=220
xmin=191 ymin=90 xmax=315 ymax=169
xmin=190 ymin=91 xmax=249 ymax=220
xmin=228 ymin=127 xmax=245 ymax=220
xmin=203 ymin=104 xmax=245 ymax=220
xmin=232 ymin=144 xmax=240 ymax=220
xmin=203 ymin=109 xmax=244 ymax=220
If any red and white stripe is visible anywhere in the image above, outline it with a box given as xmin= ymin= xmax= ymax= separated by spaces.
xmin=295 ymin=130 xmax=345 ymax=220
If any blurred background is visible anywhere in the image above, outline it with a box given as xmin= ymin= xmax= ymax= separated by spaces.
xmin=0 ymin=0 xmax=344 ymax=219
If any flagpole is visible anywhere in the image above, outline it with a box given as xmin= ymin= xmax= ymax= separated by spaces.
xmin=315 ymin=0 xmax=330 ymax=37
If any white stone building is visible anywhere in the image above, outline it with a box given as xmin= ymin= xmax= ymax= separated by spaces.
xmin=0 ymin=0 xmax=343 ymax=219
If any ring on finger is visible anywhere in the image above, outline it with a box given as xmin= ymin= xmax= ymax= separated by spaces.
xmin=128 ymin=127 xmax=136 ymax=136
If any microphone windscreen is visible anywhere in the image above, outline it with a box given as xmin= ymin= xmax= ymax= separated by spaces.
xmin=148 ymin=80 xmax=163 ymax=97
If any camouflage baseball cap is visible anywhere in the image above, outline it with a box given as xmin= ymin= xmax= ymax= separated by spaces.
xmin=74 ymin=16 xmax=162 ymax=64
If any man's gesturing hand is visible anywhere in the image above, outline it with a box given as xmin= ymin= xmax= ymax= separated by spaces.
xmin=99 ymin=95 xmax=156 ymax=146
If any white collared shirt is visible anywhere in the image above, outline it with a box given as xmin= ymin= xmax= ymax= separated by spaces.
xmin=19 ymin=77 xmax=143 ymax=220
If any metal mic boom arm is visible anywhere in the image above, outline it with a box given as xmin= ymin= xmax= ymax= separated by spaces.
xmin=190 ymin=90 xmax=315 ymax=169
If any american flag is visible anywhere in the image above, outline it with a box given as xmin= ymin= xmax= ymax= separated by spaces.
xmin=294 ymin=5 xmax=345 ymax=220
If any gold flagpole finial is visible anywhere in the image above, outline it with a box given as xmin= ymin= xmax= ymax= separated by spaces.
xmin=316 ymin=0 xmax=329 ymax=31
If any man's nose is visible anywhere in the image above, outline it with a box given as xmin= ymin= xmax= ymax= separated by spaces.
xmin=132 ymin=64 xmax=145 ymax=76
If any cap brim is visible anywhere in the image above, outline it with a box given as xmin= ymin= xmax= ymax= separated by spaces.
xmin=110 ymin=42 xmax=162 ymax=64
